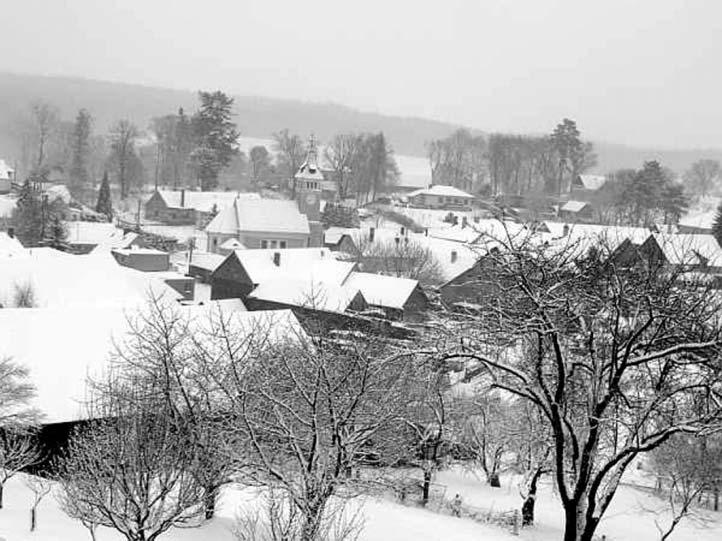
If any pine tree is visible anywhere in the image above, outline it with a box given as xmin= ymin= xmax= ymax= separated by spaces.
xmin=191 ymin=91 xmax=240 ymax=191
xmin=96 ymin=171 xmax=113 ymax=220
xmin=12 ymin=178 xmax=43 ymax=246
xmin=69 ymin=109 xmax=92 ymax=189
xmin=712 ymin=203 xmax=722 ymax=245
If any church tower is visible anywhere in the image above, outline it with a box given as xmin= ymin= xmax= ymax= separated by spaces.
xmin=294 ymin=134 xmax=324 ymax=246
xmin=294 ymin=134 xmax=323 ymax=222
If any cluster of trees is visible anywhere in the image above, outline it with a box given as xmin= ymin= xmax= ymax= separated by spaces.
xmin=11 ymin=174 xmax=68 ymax=247
xmin=683 ymin=158 xmax=722 ymax=198
xmin=151 ymin=91 xmax=240 ymax=192
xmin=427 ymin=118 xmax=596 ymax=198
xmin=2 ymin=227 xmax=722 ymax=540
xmin=323 ymin=132 xmax=399 ymax=203
xmin=592 ymin=160 xmax=689 ymax=226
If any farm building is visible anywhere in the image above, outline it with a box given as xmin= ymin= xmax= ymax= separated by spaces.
xmin=407 ymin=185 xmax=475 ymax=210
xmin=144 ymin=189 xmax=260 ymax=225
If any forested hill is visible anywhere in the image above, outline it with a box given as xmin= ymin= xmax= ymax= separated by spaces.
xmin=0 ymin=72 xmax=462 ymax=157
xmin=1 ymin=71 xmax=722 ymax=174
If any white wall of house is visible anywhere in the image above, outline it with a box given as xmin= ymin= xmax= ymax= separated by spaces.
xmin=207 ymin=231 xmax=310 ymax=253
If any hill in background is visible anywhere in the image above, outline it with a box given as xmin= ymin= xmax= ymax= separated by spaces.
xmin=1 ymin=71 xmax=721 ymax=175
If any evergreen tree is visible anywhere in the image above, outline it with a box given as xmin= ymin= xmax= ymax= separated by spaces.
xmin=68 ymin=109 xmax=92 ymax=189
xmin=43 ymin=208 xmax=68 ymax=249
xmin=191 ymin=91 xmax=240 ymax=191
xmin=95 ymin=171 xmax=113 ymax=220
xmin=12 ymin=178 xmax=43 ymax=246
xmin=712 ymin=202 xmax=722 ymax=245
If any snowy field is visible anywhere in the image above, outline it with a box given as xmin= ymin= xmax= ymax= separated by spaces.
xmin=2 ymin=468 xmax=720 ymax=541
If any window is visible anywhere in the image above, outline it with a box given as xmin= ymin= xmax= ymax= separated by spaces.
xmin=261 ymin=239 xmax=287 ymax=249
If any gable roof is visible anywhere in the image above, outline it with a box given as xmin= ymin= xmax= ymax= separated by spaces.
xmin=560 ymin=200 xmax=591 ymax=213
xmin=219 ymin=237 xmax=246 ymax=250
xmin=206 ymin=198 xmax=310 ymax=236
xmin=156 ymin=190 xmax=260 ymax=212
xmin=650 ymin=233 xmax=722 ymax=266
xmin=248 ymin=279 xmax=364 ymax=313
xmin=407 ymin=185 xmax=475 ymax=199
xmin=575 ymin=174 xmax=607 ymax=191
xmin=343 ymin=272 xmax=421 ymax=310
xmin=0 ymin=232 xmax=23 ymax=258
xmin=0 ymin=249 xmax=180 ymax=309
xmin=0 ymin=159 xmax=14 ymax=180
xmin=228 ymin=248 xmax=356 ymax=285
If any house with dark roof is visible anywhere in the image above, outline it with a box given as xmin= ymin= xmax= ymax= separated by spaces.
xmin=205 ymin=197 xmax=313 ymax=253
xmin=144 ymin=189 xmax=260 ymax=225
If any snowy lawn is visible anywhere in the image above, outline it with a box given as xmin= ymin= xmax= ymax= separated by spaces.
xmin=1 ymin=469 xmax=720 ymax=541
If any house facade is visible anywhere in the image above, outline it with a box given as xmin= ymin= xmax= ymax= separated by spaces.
xmin=0 ymin=159 xmax=15 ymax=194
xmin=407 ymin=185 xmax=475 ymax=209
xmin=145 ymin=189 xmax=259 ymax=226
xmin=205 ymin=198 xmax=313 ymax=253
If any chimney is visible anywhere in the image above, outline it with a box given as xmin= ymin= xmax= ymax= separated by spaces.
xmin=425 ymin=228 xmax=429 ymax=237
xmin=451 ymin=250 xmax=458 ymax=263
xmin=7 ymin=227 xmax=14 ymax=239
xmin=462 ymin=216 xmax=468 ymax=229
xmin=400 ymin=226 xmax=405 ymax=237
xmin=562 ymin=224 xmax=570 ymax=237
xmin=180 ymin=189 xmax=186 ymax=208
xmin=474 ymin=216 xmax=480 ymax=224
xmin=395 ymin=237 xmax=400 ymax=245
xmin=369 ymin=227 xmax=375 ymax=243
xmin=273 ymin=252 xmax=281 ymax=266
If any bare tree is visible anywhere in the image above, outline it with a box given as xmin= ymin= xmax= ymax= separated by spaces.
xmin=441 ymin=233 xmax=722 ymax=541
xmin=190 ymin=327 xmax=420 ymax=541
xmin=0 ymin=431 xmax=42 ymax=509
xmin=30 ymin=101 xmax=59 ymax=169
xmin=0 ymin=356 xmax=41 ymax=508
xmin=108 ymin=120 xmax=140 ymax=199
xmin=647 ymin=434 xmax=721 ymax=539
xmin=354 ymin=236 xmax=445 ymax=286
xmin=324 ymin=134 xmax=361 ymax=200
xmin=12 ymin=281 xmax=36 ymax=308
xmin=57 ymin=379 xmax=204 ymax=541
xmin=24 ymin=474 xmax=51 ymax=531
xmin=273 ymin=129 xmax=307 ymax=193
xmin=109 ymin=297 xmax=239 ymax=520
xmin=684 ymin=159 xmax=722 ymax=198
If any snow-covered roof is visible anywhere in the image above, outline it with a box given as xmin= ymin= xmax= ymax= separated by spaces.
xmin=560 ymin=200 xmax=590 ymax=213
xmin=408 ymin=185 xmax=475 ymax=199
xmin=343 ymin=272 xmax=420 ymax=310
xmin=229 ymin=248 xmax=357 ymax=285
xmin=0 ymin=304 xmax=304 ymax=423
xmin=0 ymin=249 xmax=180 ymax=309
xmin=0 ymin=195 xmax=16 ymax=218
xmin=651 ymin=233 xmax=722 ymax=266
xmin=349 ymin=227 xmax=483 ymax=282
xmin=66 ymin=221 xmax=126 ymax=246
xmin=156 ymin=190 xmax=260 ymax=212
xmin=0 ymin=232 xmax=24 ymax=258
xmin=575 ymin=174 xmax=607 ymax=191
xmin=543 ymin=222 xmax=651 ymax=246
xmin=248 ymin=279 xmax=363 ymax=313
xmin=188 ymin=251 xmax=226 ymax=272
xmin=112 ymin=247 xmax=167 ymax=256
xmin=324 ymin=226 xmax=357 ymax=245
xmin=0 ymin=159 xmax=14 ymax=180
xmin=219 ymin=237 xmax=246 ymax=250
xmin=206 ymin=198 xmax=310 ymax=236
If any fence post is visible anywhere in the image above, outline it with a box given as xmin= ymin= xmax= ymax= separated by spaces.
xmin=512 ymin=509 xmax=520 ymax=535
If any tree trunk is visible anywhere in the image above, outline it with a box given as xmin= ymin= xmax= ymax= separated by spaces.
xmin=714 ymin=486 xmax=719 ymax=512
xmin=204 ymin=488 xmax=216 ymax=520
xmin=488 ymin=472 xmax=501 ymax=488
xmin=0 ymin=483 xmax=4 ymax=509
xmin=521 ymin=470 xmax=542 ymax=526
xmin=30 ymin=507 xmax=36 ymax=532
xmin=422 ymin=469 xmax=432 ymax=505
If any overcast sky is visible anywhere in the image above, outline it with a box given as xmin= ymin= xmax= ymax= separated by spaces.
xmin=2 ymin=0 xmax=721 ymax=148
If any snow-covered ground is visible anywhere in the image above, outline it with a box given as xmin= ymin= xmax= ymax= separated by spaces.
xmin=2 ymin=468 xmax=719 ymax=541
